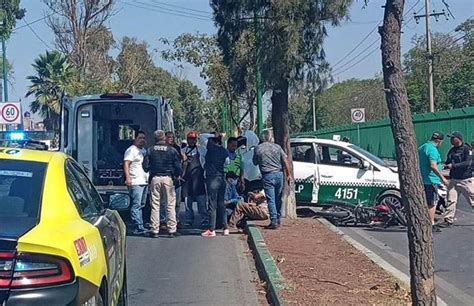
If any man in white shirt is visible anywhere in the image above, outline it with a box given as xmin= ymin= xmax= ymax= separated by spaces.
xmin=124 ymin=130 xmax=149 ymax=235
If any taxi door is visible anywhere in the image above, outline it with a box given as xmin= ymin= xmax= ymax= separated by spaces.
xmin=66 ymin=160 xmax=125 ymax=305
xmin=315 ymin=143 xmax=374 ymax=206
xmin=291 ymin=142 xmax=319 ymax=205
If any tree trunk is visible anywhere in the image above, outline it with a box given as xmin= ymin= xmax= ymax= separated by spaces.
xmin=271 ymin=78 xmax=297 ymax=219
xmin=380 ymin=1 xmax=437 ymax=305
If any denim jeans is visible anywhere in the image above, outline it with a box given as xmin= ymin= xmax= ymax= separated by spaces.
xmin=262 ymin=171 xmax=284 ymax=224
xmin=128 ymin=185 xmax=148 ymax=231
xmin=206 ymin=176 xmax=226 ymax=231
xmin=185 ymin=194 xmax=208 ymax=227
xmin=160 ymin=186 xmax=183 ymax=224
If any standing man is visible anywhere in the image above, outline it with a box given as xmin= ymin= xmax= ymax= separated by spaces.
xmin=202 ymin=133 xmax=230 ymax=237
xmin=160 ymin=131 xmax=185 ymax=228
xmin=182 ymin=131 xmax=208 ymax=229
xmin=143 ymin=130 xmax=182 ymax=238
xmin=225 ymin=137 xmax=245 ymax=192
xmin=253 ymin=130 xmax=292 ymax=229
xmin=418 ymin=132 xmax=449 ymax=232
xmin=438 ymin=132 xmax=473 ymax=228
xmin=123 ymin=130 xmax=148 ymax=235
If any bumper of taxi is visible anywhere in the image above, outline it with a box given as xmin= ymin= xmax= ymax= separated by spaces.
xmin=3 ymin=277 xmax=99 ymax=306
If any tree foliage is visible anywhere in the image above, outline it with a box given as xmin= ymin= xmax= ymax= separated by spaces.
xmin=0 ymin=0 xmax=26 ymax=39
xmin=26 ymin=51 xmax=78 ymax=130
xmin=212 ymin=0 xmax=353 ymax=218
xmin=44 ymin=0 xmax=114 ymax=76
xmin=404 ymin=17 xmax=473 ymax=113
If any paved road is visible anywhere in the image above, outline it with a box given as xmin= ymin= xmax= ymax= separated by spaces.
xmin=126 ymin=229 xmax=259 ymax=306
xmin=338 ymin=197 xmax=474 ymax=305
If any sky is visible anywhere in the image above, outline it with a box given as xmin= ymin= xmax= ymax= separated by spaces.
xmin=5 ymin=0 xmax=474 ymax=118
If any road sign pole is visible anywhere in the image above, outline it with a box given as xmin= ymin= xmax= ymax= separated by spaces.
xmin=357 ymin=124 xmax=360 ymax=145
xmin=2 ymin=36 xmax=7 ymax=103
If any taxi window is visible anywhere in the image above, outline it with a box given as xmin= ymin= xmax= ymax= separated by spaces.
xmin=0 ymin=160 xmax=46 ymax=230
xmin=291 ymin=143 xmax=316 ymax=164
xmin=317 ymin=145 xmax=362 ymax=168
xmin=65 ymin=160 xmax=104 ymax=219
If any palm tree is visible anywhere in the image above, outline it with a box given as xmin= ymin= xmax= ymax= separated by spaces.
xmin=26 ymin=51 xmax=77 ymax=131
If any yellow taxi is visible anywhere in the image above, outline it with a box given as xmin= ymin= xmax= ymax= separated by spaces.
xmin=0 ymin=147 xmax=127 ymax=305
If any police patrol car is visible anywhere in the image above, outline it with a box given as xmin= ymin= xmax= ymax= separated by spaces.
xmin=291 ymin=137 xmax=402 ymax=207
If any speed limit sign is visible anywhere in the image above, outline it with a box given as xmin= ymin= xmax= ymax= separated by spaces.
xmin=351 ymin=108 xmax=365 ymax=123
xmin=0 ymin=103 xmax=22 ymax=124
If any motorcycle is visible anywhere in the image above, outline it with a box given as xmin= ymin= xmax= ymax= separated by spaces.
xmin=312 ymin=186 xmax=447 ymax=227
xmin=313 ymin=196 xmax=407 ymax=228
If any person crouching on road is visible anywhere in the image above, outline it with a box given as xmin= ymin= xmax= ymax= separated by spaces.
xmin=202 ymin=133 xmax=230 ymax=238
xmin=418 ymin=132 xmax=448 ymax=232
xmin=143 ymin=130 xmax=182 ymax=238
xmin=253 ymin=130 xmax=293 ymax=229
xmin=228 ymin=191 xmax=269 ymax=231
xmin=123 ymin=130 xmax=149 ymax=236
xmin=437 ymin=132 xmax=474 ymax=228
xmin=224 ymin=172 xmax=242 ymax=219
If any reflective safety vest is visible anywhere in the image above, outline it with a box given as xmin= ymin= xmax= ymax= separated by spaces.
xmin=225 ymin=151 xmax=242 ymax=176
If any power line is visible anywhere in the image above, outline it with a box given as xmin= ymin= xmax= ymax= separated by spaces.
xmin=331 ymin=3 xmax=424 ymax=76
xmin=333 ymin=48 xmax=379 ymax=77
xmin=150 ymin=0 xmax=211 ymax=15
xmin=22 ymin=19 xmax=52 ymax=49
xmin=12 ymin=13 xmax=54 ymax=32
xmin=122 ymin=1 xmax=211 ymax=21
xmin=142 ymin=0 xmax=211 ymax=19
xmin=331 ymin=0 xmax=421 ymax=70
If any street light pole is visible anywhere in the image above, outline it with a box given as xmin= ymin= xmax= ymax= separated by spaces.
xmin=424 ymin=0 xmax=434 ymax=112
xmin=254 ymin=9 xmax=264 ymax=136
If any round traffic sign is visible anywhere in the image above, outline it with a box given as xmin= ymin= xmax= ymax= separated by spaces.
xmin=2 ymin=103 xmax=20 ymax=123
xmin=351 ymin=109 xmax=365 ymax=122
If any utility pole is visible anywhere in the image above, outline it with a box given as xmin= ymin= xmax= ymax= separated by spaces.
xmin=254 ymin=9 xmax=264 ymax=136
xmin=2 ymin=37 xmax=7 ymax=102
xmin=414 ymin=1 xmax=448 ymax=113
xmin=311 ymin=80 xmax=316 ymax=131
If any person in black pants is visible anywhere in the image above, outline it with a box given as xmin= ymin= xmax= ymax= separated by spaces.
xmin=202 ymin=134 xmax=229 ymax=238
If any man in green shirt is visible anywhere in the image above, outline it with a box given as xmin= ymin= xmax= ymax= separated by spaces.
xmin=418 ymin=132 xmax=449 ymax=231
xmin=225 ymin=137 xmax=245 ymax=192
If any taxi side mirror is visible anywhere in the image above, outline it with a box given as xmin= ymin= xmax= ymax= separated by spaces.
xmin=108 ymin=193 xmax=130 ymax=211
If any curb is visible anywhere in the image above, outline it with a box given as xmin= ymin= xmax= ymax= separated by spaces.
xmin=246 ymin=223 xmax=286 ymax=306
xmin=317 ymin=218 xmax=447 ymax=306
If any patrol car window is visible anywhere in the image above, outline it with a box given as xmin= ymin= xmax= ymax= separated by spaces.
xmin=65 ymin=161 xmax=98 ymax=217
xmin=0 ymin=160 xmax=46 ymax=235
xmin=291 ymin=144 xmax=316 ymax=164
xmin=317 ymin=145 xmax=362 ymax=168
xmin=68 ymin=161 xmax=105 ymax=213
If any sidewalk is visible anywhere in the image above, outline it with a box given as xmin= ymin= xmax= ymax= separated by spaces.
xmin=254 ymin=219 xmax=410 ymax=305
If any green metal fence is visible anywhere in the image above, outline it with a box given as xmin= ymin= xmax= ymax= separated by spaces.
xmin=295 ymin=106 xmax=474 ymax=159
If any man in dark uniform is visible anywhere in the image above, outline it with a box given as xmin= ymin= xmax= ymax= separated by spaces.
xmin=182 ymin=131 xmax=208 ymax=228
xmin=438 ymin=132 xmax=473 ymax=227
xmin=143 ymin=130 xmax=182 ymax=238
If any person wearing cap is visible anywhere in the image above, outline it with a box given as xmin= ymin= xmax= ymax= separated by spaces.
xmin=418 ymin=132 xmax=448 ymax=231
xmin=437 ymin=132 xmax=474 ymax=228
xmin=181 ymin=131 xmax=208 ymax=229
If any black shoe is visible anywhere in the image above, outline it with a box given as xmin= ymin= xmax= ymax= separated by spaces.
xmin=266 ymin=223 xmax=279 ymax=230
xmin=128 ymin=228 xmax=146 ymax=236
xmin=149 ymin=231 xmax=160 ymax=238
xmin=432 ymin=225 xmax=442 ymax=233
xmin=168 ymin=232 xmax=181 ymax=238
xmin=436 ymin=221 xmax=453 ymax=228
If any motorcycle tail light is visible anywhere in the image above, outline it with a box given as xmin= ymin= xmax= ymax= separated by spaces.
xmin=374 ymin=204 xmax=391 ymax=213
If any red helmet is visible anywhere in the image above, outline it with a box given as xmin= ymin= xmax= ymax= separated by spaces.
xmin=187 ymin=131 xmax=198 ymax=139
